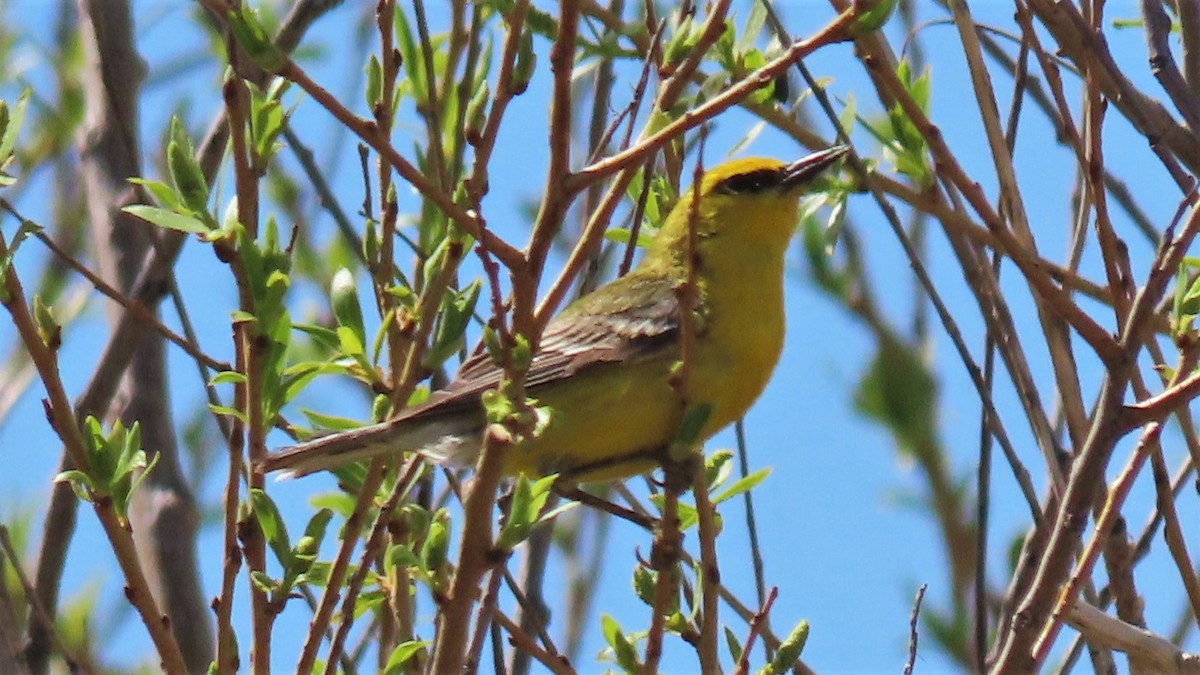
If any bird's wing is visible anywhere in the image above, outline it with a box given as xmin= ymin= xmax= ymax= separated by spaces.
xmin=446 ymin=272 xmax=681 ymax=399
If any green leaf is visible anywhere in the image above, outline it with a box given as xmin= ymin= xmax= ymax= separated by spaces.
xmin=227 ymin=7 xmax=286 ymax=71
xmin=849 ymin=0 xmax=897 ymax=36
xmin=393 ymin=9 xmax=424 ymax=104
xmin=633 ymin=566 xmax=656 ymax=606
xmin=0 ymin=217 xmax=42 ymax=300
xmin=209 ymin=404 xmax=249 ymax=423
xmin=303 ymin=508 xmax=334 ymax=544
xmin=663 ymin=15 xmax=696 ymax=67
xmin=385 ymin=543 xmax=422 ymax=575
xmin=209 ymin=370 xmax=247 ymax=386
xmin=383 ymin=641 xmax=428 ymax=675
xmin=704 ymin=449 xmax=734 ymax=489
xmin=675 ymin=500 xmax=699 ymax=530
xmin=32 ymin=295 xmax=60 ymax=349
xmin=250 ymin=571 xmax=278 ymax=594
xmin=167 ymin=117 xmax=210 ymax=215
xmin=250 ymin=489 xmax=292 ymax=566
xmin=330 ymin=268 xmax=366 ymax=350
xmin=604 ymin=228 xmax=653 ymax=248
xmin=299 ymin=561 xmax=332 ymax=587
xmin=512 ymin=29 xmax=536 ymax=94
xmin=119 ymin=449 xmax=159 ymax=522
xmin=54 ymin=470 xmax=94 ymax=503
xmin=123 ymin=205 xmax=210 ymax=235
xmin=674 ymin=402 xmax=713 ymax=448
xmin=292 ymin=323 xmax=342 ymax=351
xmin=300 ymin=409 xmax=367 ymax=432
xmin=81 ymin=417 xmax=116 ymax=483
xmin=354 ymin=589 xmax=386 ymax=619
xmin=423 ymin=280 xmax=481 ymax=370
xmin=465 ymin=80 xmax=489 ymax=142
xmin=365 ymin=54 xmax=383 ymax=109
xmin=128 ymin=178 xmax=181 ymax=212
xmin=711 ymin=467 xmax=771 ymax=505
xmin=759 ymin=620 xmax=809 ymax=675
xmin=0 ymin=89 xmax=29 ymax=163
xmin=724 ymin=625 xmax=744 ymax=665
xmin=249 ymin=87 xmax=288 ymax=162
xmin=337 ymin=325 xmax=366 ymax=358
xmin=854 ymin=335 xmax=936 ymax=460
xmin=421 ymin=518 xmax=450 ymax=571
xmin=496 ymin=473 xmax=556 ymax=549
xmin=601 ymin=614 xmax=640 ymax=672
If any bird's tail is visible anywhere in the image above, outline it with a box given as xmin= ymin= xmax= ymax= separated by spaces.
xmin=262 ymin=414 xmax=482 ymax=479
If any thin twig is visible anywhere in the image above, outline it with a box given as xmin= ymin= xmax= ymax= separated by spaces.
xmin=732 ymin=586 xmax=778 ymax=675
xmin=0 ymin=230 xmax=188 ymax=672
xmin=296 ymin=459 xmax=389 ymax=672
xmin=322 ymin=457 xmax=425 ymax=672
xmin=691 ymin=460 xmax=721 ymax=674
xmin=904 ymin=584 xmax=928 ymax=675
xmin=0 ymin=526 xmax=78 ymax=670
xmin=429 ymin=425 xmax=513 ymax=673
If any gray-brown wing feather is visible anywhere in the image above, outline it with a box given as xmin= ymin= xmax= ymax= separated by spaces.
xmin=449 ymin=273 xmax=680 ymax=400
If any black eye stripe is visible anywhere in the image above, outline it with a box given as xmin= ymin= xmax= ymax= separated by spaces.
xmin=714 ymin=168 xmax=785 ymax=195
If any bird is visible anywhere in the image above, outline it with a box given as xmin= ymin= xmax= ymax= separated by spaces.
xmin=263 ymin=146 xmax=848 ymax=481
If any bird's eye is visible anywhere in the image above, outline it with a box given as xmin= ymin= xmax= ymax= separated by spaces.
xmin=713 ymin=169 xmax=784 ymax=195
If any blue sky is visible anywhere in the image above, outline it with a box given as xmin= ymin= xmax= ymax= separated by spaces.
xmin=2 ymin=1 xmax=1196 ymax=672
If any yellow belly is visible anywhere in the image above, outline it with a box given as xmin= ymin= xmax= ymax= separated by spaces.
xmin=501 ymin=321 xmax=783 ymax=481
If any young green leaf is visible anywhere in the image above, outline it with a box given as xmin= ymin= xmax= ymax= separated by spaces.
xmin=711 ymin=467 xmax=771 ymax=505
xmin=123 ymin=205 xmax=211 ymax=235
xmin=496 ymin=473 xmax=556 ymax=549
xmin=759 ymin=619 xmax=810 ymax=675
xmin=0 ymin=89 xmax=29 ymax=167
xmin=383 ymin=641 xmax=429 ymax=675
xmin=227 ymin=7 xmax=286 ymax=72
xmin=250 ymin=489 xmax=292 ymax=566
xmin=330 ymin=268 xmax=366 ymax=350
xmin=600 ymin=614 xmax=641 ymax=673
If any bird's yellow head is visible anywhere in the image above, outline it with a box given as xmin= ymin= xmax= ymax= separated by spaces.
xmin=647 ymin=146 xmax=848 ymax=264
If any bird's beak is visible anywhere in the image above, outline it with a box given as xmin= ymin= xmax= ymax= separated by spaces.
xmin=782 ymin=145 xmax=850 ymax=188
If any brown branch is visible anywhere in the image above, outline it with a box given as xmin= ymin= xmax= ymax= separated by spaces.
xmin=641 ymin=469 xmax=682 ymax=675
xmin=0 ymin=526 xmax=76 ymax=671
xmin=691 ymin=461 xmax=721 ymax=675
xmin=1140 ymin=0 xmax=1200 ymax=132
xmin=429 ymin=425 xmax=512 ymax=673
xmin=32 ymin=3 xmax=338 ymax=669
xmin=732 ymin=586 xmax=777 ymax=675
xmin=0 ymin=230 xmax=187 ymax=673
xmin=904 ymin=584 xmax=928 ymax=675
xmin=219 ymin=65 xmax=274 ymax=673
xmin=16 ymin=224 xmax=229 ymax=373
xmin=1148 ymin=447 xmax=1200 ymax=631
xmin=322 ymin=457 xmax=424 ymax=672
xmin=1122 ymin=368 xmax=1200 ymax=429
xmin=999 ymin=194 xmax=1200 ymax=670
xmin=465 ymin=0 xmax=531 ymax=204
xmin=213 ymin=342 xmax=244 ymax=675
xmin=520 ymin=0 xmax=582 ymax=325
xmin=952 ymin=0 xmax=1091 ymax=459
xmin=862 ymin=30 xmax=1122 ymax=367
xmin=566 ymin=6 xmax=858 ymax=192
xmin=274 ymin=59 xmax=525 ymax=271
xmin=295 ymin=459 xmax=388 ymax=673
xmin=493 ymin=610 xmax=576 ymax=675
xmin=1065 ymin=600 xmax=1200 ymax=674
xmin=1025 ymin=0 xmax=1200 ymax=175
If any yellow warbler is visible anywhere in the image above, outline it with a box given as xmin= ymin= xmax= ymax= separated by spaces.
xmin=265 ymin=146 xmax=848 ymax=480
